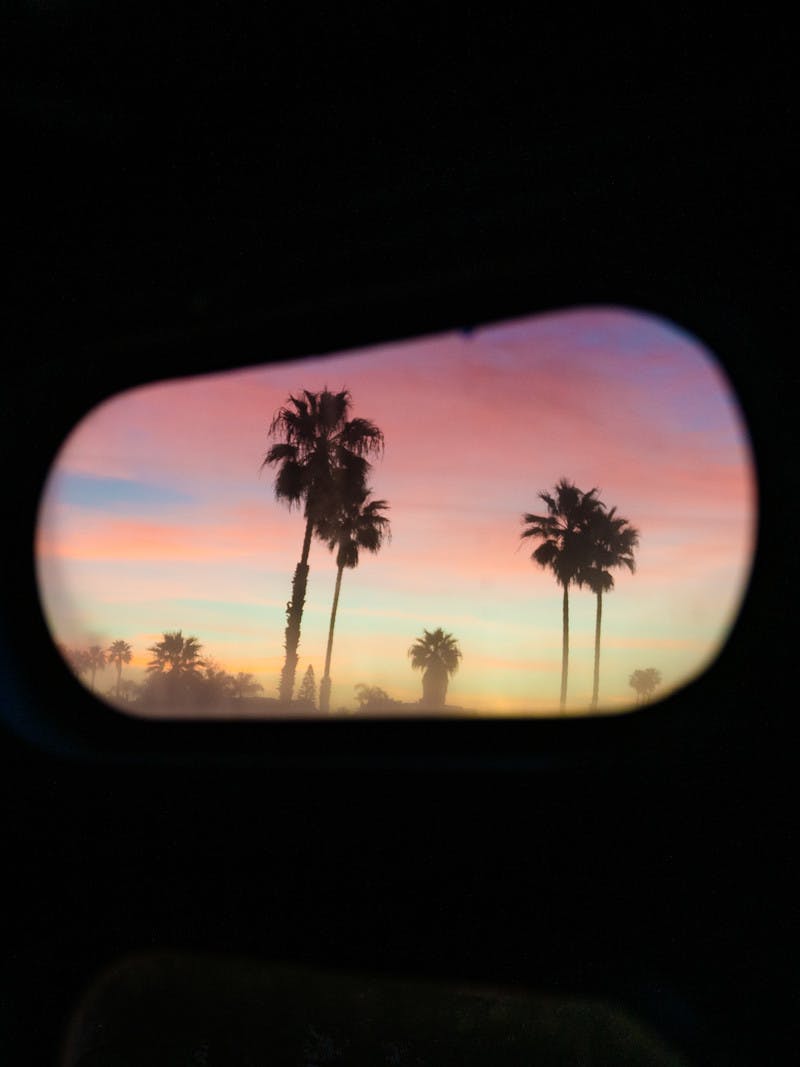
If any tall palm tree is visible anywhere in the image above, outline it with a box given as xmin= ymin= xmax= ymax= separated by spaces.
xmin=263 ymin=389 xmax=384 ymax=705
xmin=107 ymin=639 xmax=133 ymax=700
xmin=408 ymin=628 xmax=462 ymax=708
xmin=316 ymin=485 xmax=390 ymax=713
xmin=520 ymin=479 xmax=602 ymax=711
xmin=577 ymin=506 xmax=639 ymax=710
xmin=85 ymin=645 xmax=106 ymax=692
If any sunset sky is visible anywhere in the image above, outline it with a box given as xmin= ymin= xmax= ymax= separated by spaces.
xmin=35 ymin=306 xmax=757 ymax=716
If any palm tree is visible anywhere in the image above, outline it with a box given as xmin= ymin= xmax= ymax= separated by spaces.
xmin=577 ymin=506 xmax=639 ymax=710
xmin=85 ymin=645 xmax=107 ymax=692
xmin=629 ymin=667 xmax=663 ymax=705
xmin=263 ymin=389 xmax=384 ymax=705
xmin=408 ymin=628 xmax=462 ymax=708
xmin=316 ymin=485 xmax=391 ymax=713
xmin=521 ymin=479 xmax=602 ymax=711
xmin=106 ymin=639 xmax=133 ymax=700
xmin=144 ymin=631 xmax=206 ymax=710
xmin=146 ymin=631 xmax=205 ymax=676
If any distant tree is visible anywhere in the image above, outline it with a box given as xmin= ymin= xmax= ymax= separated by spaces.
xmin=296 ymin=664 xmax=318 ymax=711
xmin=230 ymin=672 xmax=264 ymax=701
xmin=144 ymin=631 xmax=206 ymax=709
xmin=354 ymin=683 xmax=401 ymax=712
xmin=85 ymin=645 xmax=107 ymax=692
xmin=577 ymin=505 xmax=639 ymax=709
xmin=316 ymin=484 xmax=390 ymax=713
xmin=61 ymin=646 xmax=91 ymax=679
xmin=408 ymin=628 xmax=462 ymax=708
xmin=263 ymin=389 xmax=384 ymax=705
xmin=117 ymin=679 xmax=143 ymax=704
xmin=106 ymin=639 xmax=133 ymax=700
xmin=521 ymin=479 xmax=603 ymax=710
xmin=200 ymin=662 xmax=235 ymax=708
xmin=629 ymin=668 xmax=663 ymax=705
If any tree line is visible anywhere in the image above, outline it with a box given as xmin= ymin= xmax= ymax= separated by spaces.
xmin=59 ymin=634 xmax=265 ymax=711
xmin=60 ymin=624 xmax=660 ymax=713
xmin=58 ymin=630 xmax=471 ymax=714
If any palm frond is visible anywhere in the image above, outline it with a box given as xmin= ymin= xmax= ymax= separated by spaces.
xmin=273 ymin=460 xmax=309 ymax=506
xmin=263 ymin=442 xmax=298 ymax=467
xmin=339 ymin=417 xmax=385 ymax=455
xmin=408 ymin=627 xmax=462 ymax=675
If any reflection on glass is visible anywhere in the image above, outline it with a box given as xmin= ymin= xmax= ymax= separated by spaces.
xmin=35 ymin=307 xmax=756 ymax=718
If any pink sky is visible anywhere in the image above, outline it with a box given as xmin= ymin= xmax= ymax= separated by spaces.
xmin=35 ymin=306 xmax=756 ymax=715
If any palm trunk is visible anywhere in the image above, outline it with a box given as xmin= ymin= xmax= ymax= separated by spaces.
xmin=116 ymin=662 xmax=122 ymax=700
xmin=279 ymin=515 xmax=314 ymax=705
xmin=560 ymin=583 xmax=569 ymax=711
xmin=422 ymin=665 xmax=448 ymax=708
xmin=591 ymin=590 xmax=603 ymax=710
xmin=90 ymin=666 xmax=96 ymax=692
xmin=319 ymin=561 xmax=344 ymax=714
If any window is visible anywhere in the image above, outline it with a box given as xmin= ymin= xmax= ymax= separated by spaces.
xmin=35 ymin=307 xmax=756 ymax=719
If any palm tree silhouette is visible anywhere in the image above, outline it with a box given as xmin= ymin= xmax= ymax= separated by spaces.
xmin=316 ymin=485 xmax=390 ymax=713
xmin=263 ymin=389 xmax=384 ymax=705
xmin=146 ymin=631 xmax=205 ymax=676
xmin=577 ymin=506 xmax=639 ymax=710
xmin=629 ymin=667 xmax=663 ymax=705
xmin=521 ymin=479 xmax=602 ymax=711
xmin=408 ymin=628 xmax=462 ymax=708
xmin=106 ymin=639 xmax=133 ymax=700
xmin=85 ymin=645 xmax=107 ymax=692
xmin=145 ymin=631 xmax=205 ymax=709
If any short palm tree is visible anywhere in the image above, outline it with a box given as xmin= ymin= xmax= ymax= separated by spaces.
xmin=107 ymin=639 xmax=133 ymax=700
xmin=145 ymin=631 xmax=205 ymax=709
xmin=85 ymin=645 xmax=107 ymax=692
xmin=316 ymin=485 xmax=390 ymax=713
xmin=263 ymin=389 xmax=384 ymax=705
xmin=629 ymin=667 xmax=663 ymax=705
xmin=577 ymin=506 xmax=639 ymax=710
xmin=408 ymin=628 xmax=462 ymax=708
xmin=521 ymin=479 xmax=602 ymax=710
xmin=146 ymin=631 xmax=204 ymax=676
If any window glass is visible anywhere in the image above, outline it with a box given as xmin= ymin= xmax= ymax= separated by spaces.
xmin=36 ymin=307 xmax=756 ymax=717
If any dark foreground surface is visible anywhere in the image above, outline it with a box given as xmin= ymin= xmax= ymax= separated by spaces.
xmin=3 ymin=7 xmax=794 ymax=1065
xmin=62 ymin=953 xmax=689 ymax=1066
